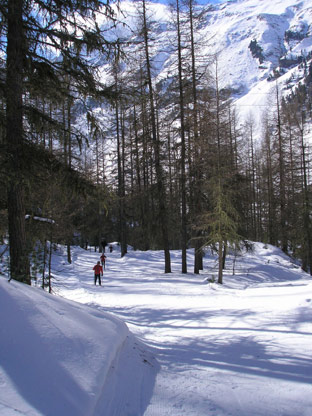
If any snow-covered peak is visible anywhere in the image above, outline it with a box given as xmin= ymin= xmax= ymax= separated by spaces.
xmin=107 ymin=0 xmax=310 ymax=115
xmin=198 ymin=0 xmax=311 ymax=86
xmin=92 ymin=0 xmax=312 ymax=140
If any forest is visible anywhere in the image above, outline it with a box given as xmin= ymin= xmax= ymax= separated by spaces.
xmin=1 ymin=0 xmax=312 ymax=286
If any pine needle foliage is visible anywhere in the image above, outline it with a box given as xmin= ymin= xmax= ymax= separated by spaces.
xmin=195 ymin=178 xmax=241 ymax=284
xmin=2 ymin=0 xmax=117 ymax=283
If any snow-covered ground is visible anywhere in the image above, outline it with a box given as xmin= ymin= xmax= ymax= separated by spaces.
xmin=1 ymin=242 xmax=312 ymax=415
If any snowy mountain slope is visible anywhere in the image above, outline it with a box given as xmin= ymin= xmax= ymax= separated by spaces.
xmin=191 ymin=0 xmax=311 ymax=91
xmin=71 ymin=0 xmax=312 ymax=157
xmin=102 ymin=0 xmax=312 ymax=132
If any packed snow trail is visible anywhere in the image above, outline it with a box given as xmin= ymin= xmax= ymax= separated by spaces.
xmin=55 ymin=244 xmax=312 ymax=416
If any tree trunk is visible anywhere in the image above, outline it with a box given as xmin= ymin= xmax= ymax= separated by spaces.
xmin=218 ymin=240 xmax=223 ymax=284
xmin=42 ymin=240 xmax=47 ymax=289
xmin=276 ymin=85 xmax=287 ymax=253
xmin=48 ymin=240 xmax=53 ymax=294
xmin=67 ymin=243 xmax=71 ymax=264
xmin=142 ymin=0 xmax=171 ymax=272
xmin=176 ymin=0 xmax=187 ymax=273
xmin=222 ymin=243 xmax=227 ymax=270
xmin=187 ymin=0 xmax=203 ymax=274
xmin=6 ymin=0 xmax=30 ymax=284
xmin=116 ymin=103 xmax=127 ymax=258
xmin=299 ymin=120 xmax=312 ymax=274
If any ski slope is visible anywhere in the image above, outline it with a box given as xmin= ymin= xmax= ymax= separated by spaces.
xmin=0 ymin=243 xmax=312 ymax=415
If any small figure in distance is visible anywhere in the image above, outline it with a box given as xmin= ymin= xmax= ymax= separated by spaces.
xmin=93 ymin=261 xmax=103 ymax=286
xmin=109 ymin=245 xmax=113 ymax=253
xmin=100 ymin=252 xmax=107 ymax=269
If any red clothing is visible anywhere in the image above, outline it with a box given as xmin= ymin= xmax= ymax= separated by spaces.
xmin=93 ymin=264 xmax=103 ymax=275
xmin=100 ymin=254 xmax=106 ymax=262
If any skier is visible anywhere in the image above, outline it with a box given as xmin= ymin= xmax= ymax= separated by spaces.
xmin=100 ymin=253 xmax=106 ymax=269
xmin=93 ymin=261 xmax=103 ymax=286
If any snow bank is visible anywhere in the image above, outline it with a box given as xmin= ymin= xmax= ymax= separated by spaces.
xmin=0 ymin=277 xmax=128 ymax=416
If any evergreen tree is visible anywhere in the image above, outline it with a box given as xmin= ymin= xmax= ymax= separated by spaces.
xmin=140 ymin=0 xmax=171 ymax=272
xmin=2 ymin=0 xmax=116 ymax=283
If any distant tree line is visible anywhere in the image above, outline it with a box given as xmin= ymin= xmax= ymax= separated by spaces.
xmin=0 ymin=0 xmax=312 ymax=286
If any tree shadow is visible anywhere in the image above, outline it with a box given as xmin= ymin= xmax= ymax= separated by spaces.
xmin=99 ymin=304 xmax=312 ymax=386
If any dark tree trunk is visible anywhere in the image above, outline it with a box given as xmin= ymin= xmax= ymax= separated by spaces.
xmin=188 ymin=0 xmax=203 ymax=274
xmin=116 ymin=103 xmax=127 ymax=258
xmin=299 ymin=122 xmax=312 ymax=274
xmin=176 ymin=0 xmax=187 ymax=273
xmin=142 ymin=0 xmax=171 ymax=272
xmin=218 ymin=240 xmax=223 ymax=284
xmin=6 ymin=0 xmax=30 ymax=284
xmin=67 ymin=243 xmax=71 ymax=264
xmin=276 ymin=86 xmax=287 ymax=253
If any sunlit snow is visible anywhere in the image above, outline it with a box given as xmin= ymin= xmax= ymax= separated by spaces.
xmin=1 ymin=242 xmax=312 ymax=415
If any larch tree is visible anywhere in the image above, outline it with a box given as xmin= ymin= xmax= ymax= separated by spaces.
xmin=187 ymin=0 xmax=205 ymax=274
xmin=174 ymin=0 xmax=188 ymax=273
xmin=141 ymin=0 xmax=171 ymax=272
xmin=3 ymin=0 xmax=116 ymax=283
xmin=6 ymin=0 xmax=30 ymax=283
xmin=287 ymin=96 xmax=312 ymax=273
xmin=274 ymin=84 xmax=288 ymax=254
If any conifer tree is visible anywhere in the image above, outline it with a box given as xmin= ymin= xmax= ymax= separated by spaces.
xmin=275 ymin=84 xmax=288 ymax=254
xmin=174 ymin=0 xmax=188 ymax=273
xmin=141 ymin=0 xmax=171 ymax=272
xmin=3 ymin=0 xmax=116 ymax=283
xmin=6 ymin=0 xmax=30 ymax=283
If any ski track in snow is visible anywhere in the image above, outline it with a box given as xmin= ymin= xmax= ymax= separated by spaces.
xmin=54 ymin=244 xmax=312 ymax=416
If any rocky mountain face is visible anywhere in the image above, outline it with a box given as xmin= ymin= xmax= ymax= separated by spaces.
xmin=202 ymin=0 xmax=312 ymax=91
xmin=103 ymin=0 xmax=312 ymax=132
xmin=201 ymin=0 xmax=312 ymax=128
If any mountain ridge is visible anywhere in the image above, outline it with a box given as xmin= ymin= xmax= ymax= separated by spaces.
xmin=104 ymin=0 xmax=312 ymax=135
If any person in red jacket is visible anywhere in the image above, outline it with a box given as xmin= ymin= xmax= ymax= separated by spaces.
xmin=93 ymin=261 xmax=103 ymax=286
xmin=100 ymin=253 xmax=106 ymax=269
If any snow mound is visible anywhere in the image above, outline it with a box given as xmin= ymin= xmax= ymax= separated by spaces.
xmin=0 ymin=277 xmax=128 ymax=416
